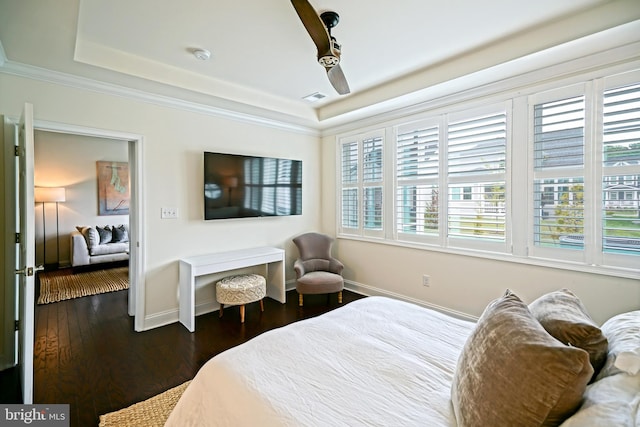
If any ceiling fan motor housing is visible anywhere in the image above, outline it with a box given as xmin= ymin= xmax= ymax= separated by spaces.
xmin=318 ymin=38 xmax=341 ymax=68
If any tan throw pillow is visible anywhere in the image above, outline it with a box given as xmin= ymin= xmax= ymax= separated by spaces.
xmin=529 ymin=288 xmax=608 ymax=379
xmin=451 ymin=290 xmax=593 ymax=427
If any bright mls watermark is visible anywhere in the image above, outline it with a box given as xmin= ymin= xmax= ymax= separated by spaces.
xmin=1 ymin=405 xmax=69 ymax=426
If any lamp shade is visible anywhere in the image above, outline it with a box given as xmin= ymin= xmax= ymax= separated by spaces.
xmin=223 ymin=177 xmax=238 ymax=188
xmin=34 ymin=187 xmax=66 ymax=203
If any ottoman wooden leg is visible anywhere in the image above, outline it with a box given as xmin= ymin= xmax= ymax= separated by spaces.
xmin=260 ymin=299 xmax=264 ymax=312
xmin=219 ymin=304 xmax=224 ymax=318
xmin=338 ymin=291 xmax=343 ymax=304
xmin=240 ymin=305 xmax=245 ymax=323
xmin=298 ymin=293 xmax=304 ymax=307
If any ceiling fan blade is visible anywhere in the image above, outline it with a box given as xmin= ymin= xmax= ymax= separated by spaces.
xmin=327 ymin=64 xmax=350 ymax=95
xmin=290 ymin=0 xmax=331 ymax=55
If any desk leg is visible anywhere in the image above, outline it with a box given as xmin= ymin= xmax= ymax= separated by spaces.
xmin=179 ymin=263 xmax=196 ymax=332
xmin=265 ymin=260 xmax=286 ymax=303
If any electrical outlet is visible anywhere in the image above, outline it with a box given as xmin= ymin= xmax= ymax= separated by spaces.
xmin=422 ymin=275 xmax=430 ymax=287
xmin=161 ymin=207 xmax=178 ymax=219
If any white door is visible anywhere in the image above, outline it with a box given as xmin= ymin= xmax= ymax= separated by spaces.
xmin=15 ymin=103 xmax=37 ymax=404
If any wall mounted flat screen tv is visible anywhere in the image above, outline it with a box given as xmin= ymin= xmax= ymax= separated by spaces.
xmin=204 ymin=151 xmax=302 ymax=220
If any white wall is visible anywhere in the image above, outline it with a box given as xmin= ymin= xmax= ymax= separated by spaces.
xmin=34 ymin=131 xmax=128 ymax=267
xmin=0 ymin=73 xmax=321 ymax=329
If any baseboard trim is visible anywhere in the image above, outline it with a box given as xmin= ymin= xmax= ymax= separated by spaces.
xmin=143 ymin=298 xmax=220 ymax=331
xmin=142 ymin=280 xmax=477 ymax=331
xmin=344 ymin=280 xmax=478 ymax=322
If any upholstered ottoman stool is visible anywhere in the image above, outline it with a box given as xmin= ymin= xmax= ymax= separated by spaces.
xmin=216 ymin=274 xmax=266 ymax=323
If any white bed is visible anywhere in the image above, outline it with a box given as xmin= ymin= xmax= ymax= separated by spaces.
xmin=165 ymin=293 xmax=639 ymax=427
xmin=165 ymin=296 xmax=475 ymax=427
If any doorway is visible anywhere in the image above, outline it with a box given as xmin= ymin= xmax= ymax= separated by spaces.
xmin=31 ymin=120 xmax=145 ymax=330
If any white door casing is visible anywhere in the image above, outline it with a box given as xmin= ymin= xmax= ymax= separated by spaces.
xmin=16 ymin=103 xmax=37 ymax=404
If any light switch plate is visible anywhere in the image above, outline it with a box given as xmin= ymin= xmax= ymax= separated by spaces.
xmin=161 ymin=207 xmax=178 ymax=219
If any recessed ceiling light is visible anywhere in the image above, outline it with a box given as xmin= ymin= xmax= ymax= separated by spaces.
xmin=302 ymin=92 xmax=327 ymax=102
xmin=192 ymin=48 xmax=211 ymax=61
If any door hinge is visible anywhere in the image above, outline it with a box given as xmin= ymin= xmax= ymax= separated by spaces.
xmin=14 ymin=145 xmax=21 ymax=156
xmin=15 ymin=233 xmax=21 ymax=244
xmin=14 ymin=320 xmax=19 ymax=331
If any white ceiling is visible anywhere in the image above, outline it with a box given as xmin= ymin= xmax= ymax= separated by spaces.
xmin=1 ymin=0 xmax=639 ymax=128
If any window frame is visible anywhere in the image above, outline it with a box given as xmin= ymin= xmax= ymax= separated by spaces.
xmin=335 ymin=64 xmax=640 ymax=279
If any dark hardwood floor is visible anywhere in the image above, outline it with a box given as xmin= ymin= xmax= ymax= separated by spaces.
xmin=28 ymin=283 xmax=364 ymax=427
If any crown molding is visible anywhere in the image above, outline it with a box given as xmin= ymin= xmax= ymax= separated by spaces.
xmin=321 ymin=38 xmax=640 ymax=137
xmin=0 ymin=60 xmax=321 ymax=137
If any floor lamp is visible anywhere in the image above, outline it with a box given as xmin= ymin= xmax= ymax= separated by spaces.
xmin=224 ymin=177 xmax=238 ymax=207
xmin=34 ymin=187 xmax=66 ymax=270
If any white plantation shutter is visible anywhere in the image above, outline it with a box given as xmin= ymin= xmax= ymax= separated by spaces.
xmin=342 ymin=142 xmax=358 ymax=184
xmin=341 ymin=141 xmax=359 ymax=229
xmin=533 ymin=96 xmax=585 ymax=170
xmin=363 ymin=137 xmax=383 ymax=182
xmin=532 ymin=93 xmax=585 ymax=251
xmin=342 ymin=188 xmax=358 ymax=228
xmin=447 ymin=110 xmax=507 ymax=243
xmin=602 ymin=82 xmax=640 ymax=256
xmin=397 ymin=125 xmax=439 ymax=179
xmin=362 ymin=137 xmax=383 ymax=231
xmin=339 ymin=134 xmax=384 ymax=235
xmin=448 ymin=113 xmax=506 ymax=177
xmin=396 ymin=121 xmax=440 ymax=236
xmin=363 ymin=187 xmax=383 ymax=229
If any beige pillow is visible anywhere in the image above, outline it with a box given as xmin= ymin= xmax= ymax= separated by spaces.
xmin=76 ymin=226 xmax=99 ymax=249
xmin=451 ymin=290 xmax=593 ymax=427
xmin=529 ymin=288 xmax=608 ymax=379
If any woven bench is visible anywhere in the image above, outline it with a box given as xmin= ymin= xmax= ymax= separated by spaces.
xmin=216 ymin=274 xmax=266 ymax=323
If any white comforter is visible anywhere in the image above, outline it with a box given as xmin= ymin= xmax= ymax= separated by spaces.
xmin=165 ymin=296 xmax=475 ymax=427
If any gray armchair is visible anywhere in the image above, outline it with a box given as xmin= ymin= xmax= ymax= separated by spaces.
xmin=292 ymin=232 xmax=344 ymax=307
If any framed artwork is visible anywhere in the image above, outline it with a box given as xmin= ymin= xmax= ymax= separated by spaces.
xmin=97 ymin=161 xmax=130 ymax=216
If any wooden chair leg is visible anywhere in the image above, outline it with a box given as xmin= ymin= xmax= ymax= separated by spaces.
xmin=338 ymin=291 xmax=343 ymax=304
xmin=219 ymin=303 xmax=224 ymax=318
xmin=259 ymin=299 xmax=264 ymax=312
xmin=298 ymin=293 xmax=303 ymax=307
xmin=240 ymin=305 xmax=245 ymax=323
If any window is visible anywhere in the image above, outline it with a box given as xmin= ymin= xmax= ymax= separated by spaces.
xmin=396 ymin=120 xmax=439 ymax=237
xmin=447 ymin=109 xmax=507 ymax=247
xmin=341 ymin=141 xmax=359 ymax=229
xmin=532 ymin=92 xmax=585 ymax=255
xmin=337 ymin=67 xmax=639 ymax=274
xmin=602 ymin=81 xmax=640 ymax=257
xmin=340 ymin=133 xmax=384 ymax=236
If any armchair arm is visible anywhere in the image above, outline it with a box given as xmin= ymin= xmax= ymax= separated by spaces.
xmin=329 ymin=258 xmax=344 ymax=275
xmin=293 ymin=258 xmax=306 ymax=279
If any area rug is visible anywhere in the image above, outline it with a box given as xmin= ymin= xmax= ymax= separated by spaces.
xmin=99 ymin=381 xmax=191 ymax=427
xmin=37 ymin=267 xmax=129 ymax=304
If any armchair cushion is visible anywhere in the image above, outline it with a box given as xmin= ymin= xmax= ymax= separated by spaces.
xmin=296 ymin=271 xmax=343 ymax=295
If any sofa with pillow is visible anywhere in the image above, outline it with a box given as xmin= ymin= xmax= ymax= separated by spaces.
xmin=71 ymin=225 xmax=130 ymax=267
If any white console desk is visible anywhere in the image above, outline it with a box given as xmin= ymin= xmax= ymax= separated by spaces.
xmin=179 ymin=247 xmax=286 ymax=332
